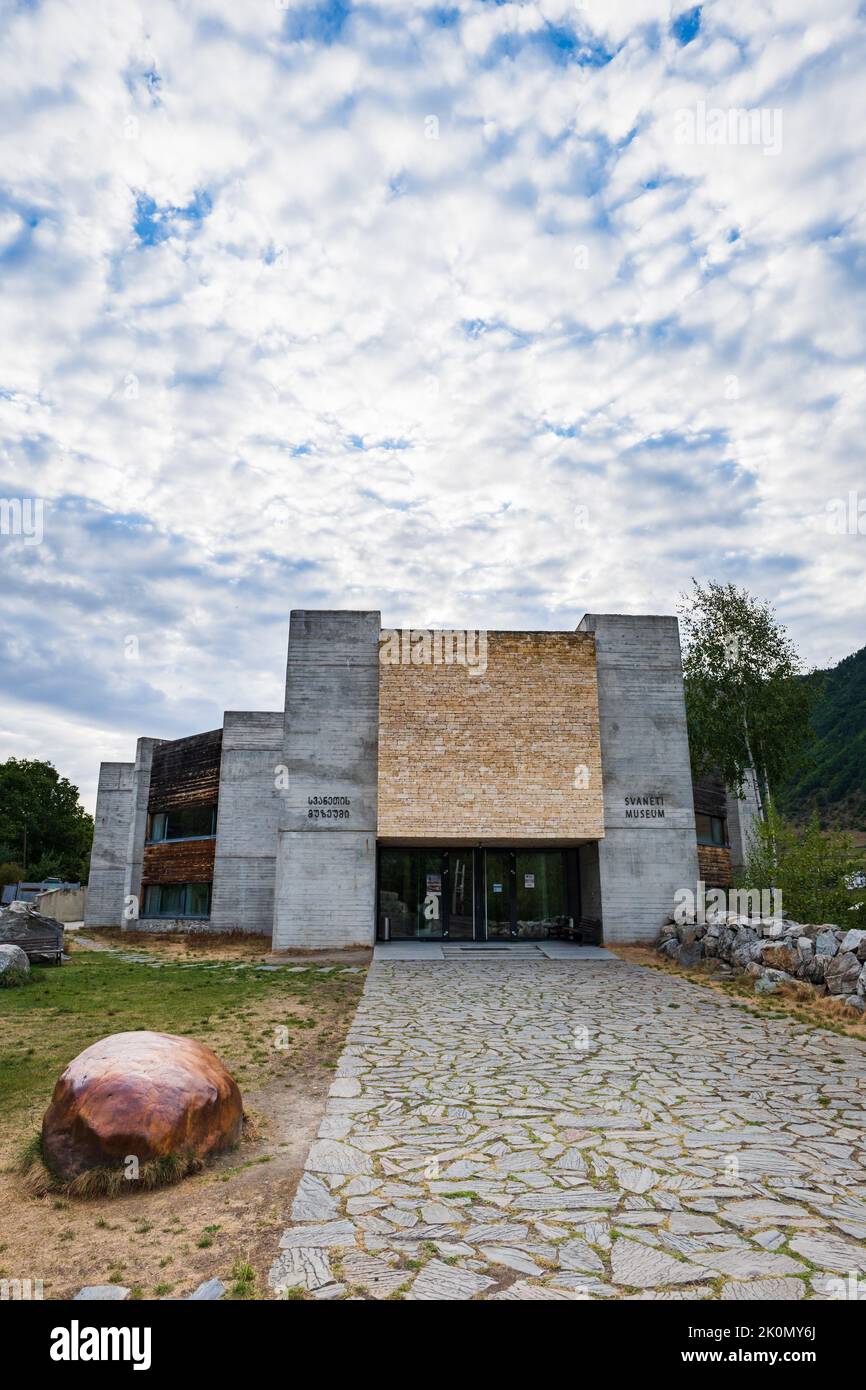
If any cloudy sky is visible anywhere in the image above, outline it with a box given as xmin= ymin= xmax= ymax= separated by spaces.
xmin=1 ymin=0 xmax=865 ymax=810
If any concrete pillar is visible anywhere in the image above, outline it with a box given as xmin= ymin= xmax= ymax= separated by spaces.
xmin=272 ymin=611 xmax=380 ymax=951
xmin=210 ymin=712 xmax=284 ymax=934
xmin=578 ymin=614 xmax=699 ymax=943
xmin=122 ymin=737 xmax=161 ymax=930
xmin=726 ymin=774 xmax=762 ymax=877
xmin=84 ymin=762 xmax=134 ymax=927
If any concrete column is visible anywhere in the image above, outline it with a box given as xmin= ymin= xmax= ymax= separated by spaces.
xmin=272 ymin=611 xmax=380 ymax=951
xmin=84 ymin=762 xmax=134 ymax=927
xmin=210 ymin=711 xmax=284 ymax=934
xmin=578 ymin=614 xmax=699 ymax=943
xmin=726 ymin=773 xmax=762 ymax=877
xmin=122 ymin=737 xmax=161 ymax=930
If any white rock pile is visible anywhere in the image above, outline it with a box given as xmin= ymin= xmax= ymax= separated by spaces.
xmin=658 ymin=915 xmax=866 ymax=1013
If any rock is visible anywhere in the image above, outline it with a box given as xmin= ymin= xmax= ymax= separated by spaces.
xmin=188 ymin=1278 xmax=225 ymax=1300
xmin=796 ymin=937 xmax=814 ymax=961
xmin=74 ymin=1285 xmax=130 ymax=1300
xmin=612 ymin=1238 xmax=706 ymax=1289
xmin=407 ymin=1259 xmax=496 ymax=1301
xmin=698 ymin=1250 xmax=806 ymax=1278
xmin=41 ymin=1031 xmax=243 ymax=1181
xmin=720 ymin=1199 xmax=811 ymax=1226
xmin=305 ymin=1139 xmax=373 ymax=1176
xmin=839 ymin=929 xmax=866 ymax=954
xmin=754 ymin=974 xmax=779 ymax=994
xmin=0 ymin=905 xmax=63 ymax=961
xmin=291 ymin=1172 xmax=339 ymax=1222
xmin=677 ymin=940 xmax=703 ymax=967
xmin=789 ymin=1232 xmax=866 ymax=1274
xmin=720 ymin=1278 xmax=804 ymax=1300
xmin=805 ymin=954 xmax=828 ymax=983
xmin=480 ymin=1246 xmax=544 ymax=1276
xmin=761 ymin=920 xmax=785 ymax=939
xmin=269 ymin=1247 xmax=335 ymax=1293
xmin=0 ymin=942 xmax=30 ymax=984
xmin=278 ymin=1219 xmax=356 ymax=1249
xmin=815 ymin=930 xmax=840 ymax=956
xmin=844 ymin=994 xmax=865 ymax=1014
xmin=558 ymin=1237 xmax=605 ymax=1274
xmin=755 ymin=967 xmax=793 ymax=995
xmin=824 ymin=951 xmax=861 ymax=996
xmin=760 ymin=945 xmax=799 ymax=974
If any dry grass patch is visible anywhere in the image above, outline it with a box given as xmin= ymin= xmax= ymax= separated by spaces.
xmin=609 ymin=942 xmax=866 ymax=1041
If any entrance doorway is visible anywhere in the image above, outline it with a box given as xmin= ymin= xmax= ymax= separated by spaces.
xmin=377 ymin=846 xmax=578 ymax=941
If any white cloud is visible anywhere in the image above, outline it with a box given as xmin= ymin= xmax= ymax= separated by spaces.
xmin=0 ymin=0 xmax=864 ymax=807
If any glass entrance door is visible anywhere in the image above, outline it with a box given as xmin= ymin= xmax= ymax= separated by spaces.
xmin=482 ymin=849 xmax=570 ymax=940
xmin=378 ymin=848 xmax=474 ymax=939
xmin=484 ymin=850 xmax=514 ymax=938
xmin=378 ymin=847 xmax=575 ymax=941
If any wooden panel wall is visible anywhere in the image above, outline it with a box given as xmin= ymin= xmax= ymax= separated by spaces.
xmin=692 ymin=772 xmax=728 ymax=819
xmin=147 ymin=729 xmax=222 ymax=813
xmin=143 ymin=838 xmax=216 ymax=885
xmin=144 ymin=729 xmax=222 ymax=889
xmin=698 ymin=843 xmax=732 ymax=888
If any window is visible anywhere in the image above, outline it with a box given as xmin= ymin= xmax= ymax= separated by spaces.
xmin=142 ymin=883 xmax=212 ymax=918
xmin=147 ymin=805 xmax=217 ymax=842
xmin=696 ymin=813 xmax=727 ymax=846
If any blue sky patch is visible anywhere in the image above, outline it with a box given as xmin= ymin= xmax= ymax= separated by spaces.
xmin=133 ymin=189 xmax=212 ymax=246
xmin=671 ymin=7 xmax=701 ymax=46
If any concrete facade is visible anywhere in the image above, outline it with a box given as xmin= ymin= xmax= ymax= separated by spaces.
xmin=272 ymin=611 xmax=380 ymax=951
xmin=210 ymin=712 xmax=284 ymax=935
xmin=577 ymin=614 xmax=700 ymax=944
xmin=84 ymin=762 xmax=135 ymax=927
xmin=122 ymin=738 xmax=162 ymax=927
xmin=726 ymin=774 xmax=763 ymax=877
xmin=88 ymin=607 xmax=738 ymax=949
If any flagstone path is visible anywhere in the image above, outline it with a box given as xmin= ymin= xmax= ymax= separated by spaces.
xmin=268 ymin=957 xmax=866 ymax=1300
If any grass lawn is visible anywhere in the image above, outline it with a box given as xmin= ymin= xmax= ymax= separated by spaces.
xmin=0 ymin=936 xmax=366 ymax=1300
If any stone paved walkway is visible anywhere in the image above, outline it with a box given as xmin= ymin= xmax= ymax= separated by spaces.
xmin=268 ymin=957 xmax=866 ymax=1300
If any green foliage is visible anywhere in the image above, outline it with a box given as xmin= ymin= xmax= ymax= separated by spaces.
xmin=740 ymin=806 xmax=862 ymax=925
xmin=679 ymin=580 xmax=814 ymax=813
xmin=778 ymin=644 xmax=866 ymax=827
xmin=0 ymin=758 xmax=93 ymax=882
xmin=0 ymin=861 xmax=25 ymax=889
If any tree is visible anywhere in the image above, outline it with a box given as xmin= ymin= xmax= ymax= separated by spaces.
xmin=0 ymin=861 xmax=24 ymax=889
xmin=0 ymin=759 xmax=93 ymax=883
xmin=678 ymin=581 xmax=815 ymax=820
xmin=741 ymin=806 xmax=863 ymax=926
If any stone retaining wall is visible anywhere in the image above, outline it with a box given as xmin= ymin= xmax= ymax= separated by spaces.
xmin=658 ymin=914 xmax=866 ymax=1013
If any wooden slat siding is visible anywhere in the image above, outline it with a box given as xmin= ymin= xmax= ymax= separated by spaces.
xmin=693 ymin=772 xmax=728 ymax=818
xmin=147 ymin=729 xmax=222 ymax=813
xmin=698 ymin=844 xmax=732 ymax=888
xmin=143 ymin=839 xmax=216 ymax=886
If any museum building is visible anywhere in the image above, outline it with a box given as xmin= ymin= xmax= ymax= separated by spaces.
xmin=84 ymin=611 xmax=759 ymax=949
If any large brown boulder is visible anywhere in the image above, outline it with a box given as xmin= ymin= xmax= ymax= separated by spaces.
xmin=42 ymin=1031 xmax=243 ymax=1181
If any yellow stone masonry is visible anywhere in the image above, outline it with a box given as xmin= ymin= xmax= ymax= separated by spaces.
xmin=377 ymin=629 xmax=604 ymax=842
